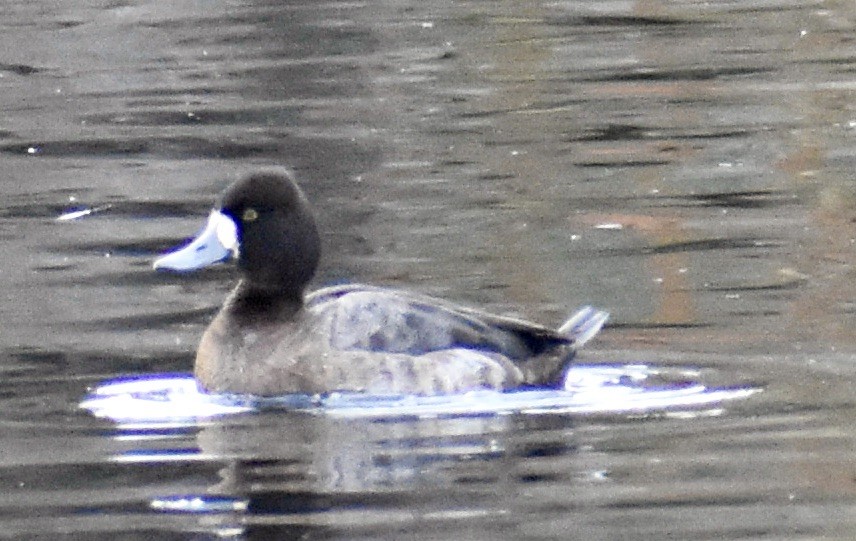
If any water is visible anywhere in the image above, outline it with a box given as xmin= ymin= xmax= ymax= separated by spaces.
xmin=79 ymin=365 xmax=758 ymax=423
xmin=2 ymin=0 xmax=856 ymax=538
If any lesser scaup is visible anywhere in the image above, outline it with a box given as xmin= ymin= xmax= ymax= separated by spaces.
xmin=154 ymin=170 xmax=608 ymax=396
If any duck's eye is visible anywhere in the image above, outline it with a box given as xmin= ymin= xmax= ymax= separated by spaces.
xmin=242 ymin=208 xmax=259 ymax=222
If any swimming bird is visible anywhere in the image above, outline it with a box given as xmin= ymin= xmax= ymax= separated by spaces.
xmin=154 ymin=169 xmax=608 ymax=396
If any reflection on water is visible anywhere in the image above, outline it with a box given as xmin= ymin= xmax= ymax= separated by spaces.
xmin=2 ymin=0 xmax=856 ymax=539
xmin=76 ymin=363 xmax=760 ymax=539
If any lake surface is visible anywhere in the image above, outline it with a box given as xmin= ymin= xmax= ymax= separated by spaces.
xmin=2 ymin=0 xmax=856 ymax=539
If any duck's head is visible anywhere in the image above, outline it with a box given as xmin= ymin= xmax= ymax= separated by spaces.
xmin=154 ymin=170 xmax=321 ymax=298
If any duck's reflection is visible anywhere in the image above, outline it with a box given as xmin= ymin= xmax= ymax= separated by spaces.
xmin=82 ymin=366 xmax=757 ymax=538
xmin=200 ymin=409 xmax=513 ymax=490
xmin=185 ymin=410 xmax=560 ymax=539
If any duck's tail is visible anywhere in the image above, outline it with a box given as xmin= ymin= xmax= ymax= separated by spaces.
xmin=558 ymin=306 xmax=609 ymax=347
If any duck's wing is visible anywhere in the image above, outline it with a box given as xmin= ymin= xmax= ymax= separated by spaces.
xmin=305 ymin=284 xmax=594 ymax=360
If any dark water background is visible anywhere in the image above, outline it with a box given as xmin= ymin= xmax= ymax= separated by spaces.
xmin=3 ymin=0 xmax=856 ymax=539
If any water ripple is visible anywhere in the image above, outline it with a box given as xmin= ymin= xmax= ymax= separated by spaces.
xmin=80 ymin=364 xmax=760 ymax=426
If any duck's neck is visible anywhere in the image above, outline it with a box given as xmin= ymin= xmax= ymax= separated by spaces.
xmin=227 ymin=279 xmax=305 ymax=323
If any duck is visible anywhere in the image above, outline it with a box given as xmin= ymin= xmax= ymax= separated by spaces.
xmin=153 ymin=169 xmax=608 ymax=396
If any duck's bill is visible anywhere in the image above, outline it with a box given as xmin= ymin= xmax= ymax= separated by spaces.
xmin=153 ymin=210 xmax=239 ymax=272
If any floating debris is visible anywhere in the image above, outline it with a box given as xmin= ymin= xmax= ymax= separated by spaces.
xmin=56 ymin=204 xmax=112 ymax=221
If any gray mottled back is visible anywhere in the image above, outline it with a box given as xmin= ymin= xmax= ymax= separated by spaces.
xmin=306 ymin=284 xmax=569 ymax=361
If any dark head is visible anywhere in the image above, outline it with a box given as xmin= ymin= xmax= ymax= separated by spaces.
xmin=154 ymin=169 xmax=321 ymax=299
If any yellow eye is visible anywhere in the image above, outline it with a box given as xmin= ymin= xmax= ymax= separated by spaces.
xmin=242 ymin=208 xmax=259 ymax=222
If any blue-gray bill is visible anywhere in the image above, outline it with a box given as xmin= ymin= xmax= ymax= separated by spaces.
xmin=153 ymin=210 xmax=238 ymax=272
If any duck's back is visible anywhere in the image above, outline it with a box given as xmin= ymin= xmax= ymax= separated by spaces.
xmin=305 ymin=284 xmax=576 ymax=385
xmin=308 ymin=285 xmax=570 ymax=353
